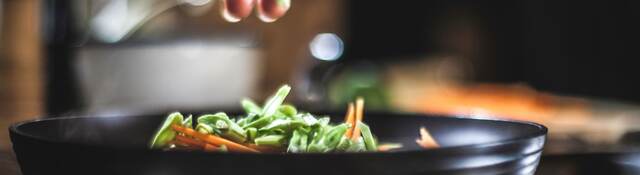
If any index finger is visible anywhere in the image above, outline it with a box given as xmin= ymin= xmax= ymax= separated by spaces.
xmin=256 ymin=0 xmax=291 ymax=22
xmin=221 ymin=0 xmax=255 ymax=22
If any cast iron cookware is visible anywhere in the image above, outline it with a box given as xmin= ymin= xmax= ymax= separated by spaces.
xmin=10 ymin=112 xmax=546 ymax=175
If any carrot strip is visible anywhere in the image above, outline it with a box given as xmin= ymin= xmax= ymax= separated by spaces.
xmin=203 ymin=144 xmax=220 ymax=152
xmin=175 ymin=135 xmax=222 ymax=152
xmin=377 ymin=143 xmax=403 ymax=152
xmin=377 ymin=146 xmax=393 ymax=152
xmin=171 ymin=139 xmax=200 ymax=150
xmin=343 ymin=103 xmax=355 ymax=138
xmin=351 ymin=98 xmax=364 ymax=141
xmin=416 ymin=127 xmax=440 ymax=149
xmin=172 ymin=124 xmax=260 ymax=153
xmin=175 ymin=135 xmax=206 ymax=148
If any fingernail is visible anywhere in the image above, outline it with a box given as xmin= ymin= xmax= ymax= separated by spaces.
xmin=221 ymin=0 xmax=254 ymax=22
xmin=277 ymin=0 xmax=290 ymax=9
xmin=257 ymin=0 xmax=290 ymax=23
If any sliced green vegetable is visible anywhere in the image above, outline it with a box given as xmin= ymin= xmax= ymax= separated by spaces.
xmin=300 ymin=113 xmax=319 ymax=126
xmin=237 ymin=113 xmax=258 ymax=127
xmin=260 ymin=119 xmax=305 ymax=132
xmin=278 ymin=104 xmax=297 ymax=117
xmin=243 ymin=115 xmax=273 ymax=129
xmin=306 ymin=124 xmax=338 ymax=153
xmin=336 ymin=137 xmax=353 ymax=152
xmin=346 ymin=137 xmax=366 ymax=152
xmin=246 ymin=127 xmax=258 ymax=140
xmin=150 ymin=112 xmax=183 ymax=149
xmin=357 ymin=121 xmax=377 ymax=151
xmin=287 ymin=130 xmax=302 ymax=153
xmin=273 ymin=111 xmax=289 ymax=120
xmin=299 ymin=133 xmax=308 ymax=152
xmin=317 ymin=117 xmax=330 ymax=126
xmin=198 ymin=113 xmax=247 ymax=143
xmin=323 ymin=123 xmax=350 ymax=151
xmin=261 ymin=85 xmax=291 ymax=118
xmin=182 ymin=115 xmax=193 ymax=129
xmin=255 ymin=135 xmax=286 ymax=147
xmin=196 ymin=123 xmax=216 ymax=134
xmin=242 ymin=99 xmax=262 ymax=115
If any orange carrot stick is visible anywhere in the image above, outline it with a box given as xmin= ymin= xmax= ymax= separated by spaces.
xmin=172 ymin=124 xmax=260 ymax=153
xmin=175 ymin=135 xmax=221 ymax=152
xmin=343 ymin=103 xmax=355 ymax=138
xmin=203 ymin=144 xmax=220 ymax=152
xmin=416 ymin=127 xmax=440 ymax=149
xmin=377 ymin=144 xmax=402 ymax=152
xmin=351 ymin=98 xmax=364 ymax=141
xmin=175 ymin=135 xmax=206 ymax=148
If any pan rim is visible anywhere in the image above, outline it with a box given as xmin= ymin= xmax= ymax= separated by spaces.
xmin=9 ymin=112 xmax=547 ymax=156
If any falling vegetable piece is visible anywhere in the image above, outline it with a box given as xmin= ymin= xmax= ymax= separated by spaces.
xmin=416 ymin=127 xmax=440 ymax=149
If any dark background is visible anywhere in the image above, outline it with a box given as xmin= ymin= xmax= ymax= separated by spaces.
xmin=343 ymin=0 xmax=640 ymax=101
xmin=41 ymin=0 xmax=640 ymax=113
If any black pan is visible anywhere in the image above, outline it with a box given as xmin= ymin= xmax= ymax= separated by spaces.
xmin=9 ymin=112 xmax=546 ymax=175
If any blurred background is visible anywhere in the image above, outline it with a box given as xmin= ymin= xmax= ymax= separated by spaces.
xmin=2 ymin=0 xmax=640 ymax=173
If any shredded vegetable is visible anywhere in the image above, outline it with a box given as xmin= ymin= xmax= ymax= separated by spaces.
xmin=149 ymin=84 xmax=387 ymax=153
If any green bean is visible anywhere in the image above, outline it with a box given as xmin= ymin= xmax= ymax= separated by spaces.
xmin=278 ymin=104 xmax=297 ymax=117
xmin=196 ymin=123 xmax=216 ymax=134
xmin=346 ymin=137 xmax=366 ymax=152
xmin=336 ymin=137 xmax=353 ymax=152
xmin=242 ymin=99 xmax=262 ymax=115
xmin=237 ymin=113 xmax=258 ymax=127
xmin=261 ymin=85 xmax=291 ymax=118
xmin=287 ymin=130 xmax=301 ymax=153
xmin=260 ymin=119 xmax=305 ymax=132
xmin=299 ymin=113 xmax=318 ymax=126
xmin=182 ymin=115 xmax=193 ymax=129
xmin=243 ymin=115 xmax=273 ymax=129
xmin=255 ymin=135 xmax=286 ymax=147
xmin=357 ymin=121 xmax=378 ymax=151
xmin=149 ymin=112 xmax=183 ymax=149
xmin=199 ymin=113 xmax=247 ymax=143
xmin=246 ymin=127 xmax=258 ymax=140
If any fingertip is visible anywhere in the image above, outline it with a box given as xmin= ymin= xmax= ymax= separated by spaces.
xmin=256 ymin=0 xmax=290 ymax=22
xmin=221 ymin=0 xmax=255 ymax=22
